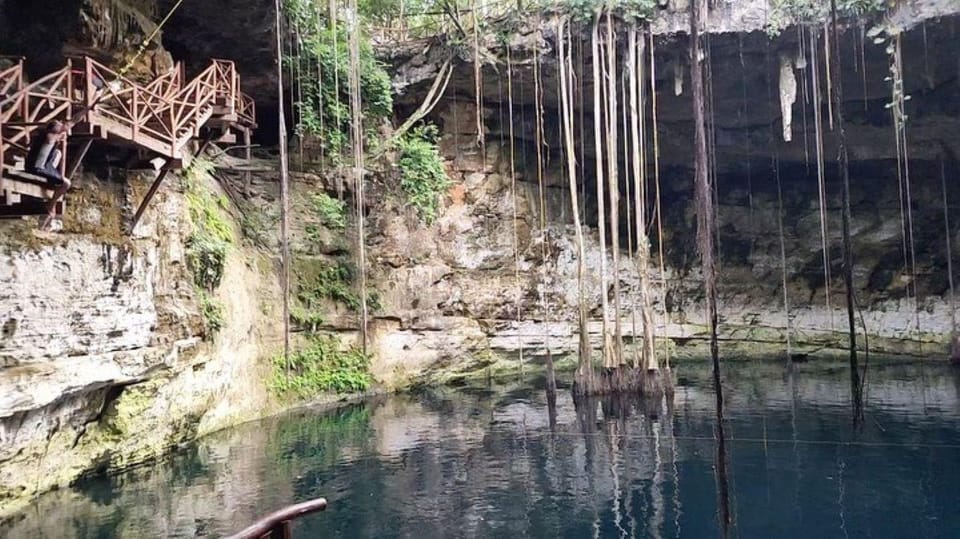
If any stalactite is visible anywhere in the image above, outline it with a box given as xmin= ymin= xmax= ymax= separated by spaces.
xmin=810 ymin=27 xmax=834 ymax=330
xmin=673 ymin=57 xmax=683 ymax=96
xmin=591 ymin=13 xmax=614 ymax=369
xmin=778 ymin=53 xmax=796 ymax=143
xmin=561 ymin=19 xmax=593 ymax=396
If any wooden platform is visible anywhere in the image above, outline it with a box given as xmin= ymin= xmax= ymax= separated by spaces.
xmin=1 ymin=56 xmax=256 ymax=226
xmin=0 ymin=173 xmax=63 ymax=216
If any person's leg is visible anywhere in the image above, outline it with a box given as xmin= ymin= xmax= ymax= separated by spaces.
xmin=40 ymin=173 xmax=70 ymax=230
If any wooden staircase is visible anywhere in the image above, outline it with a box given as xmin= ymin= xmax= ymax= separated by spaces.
xmin=0 ymin=55 xmax=256 ymax=221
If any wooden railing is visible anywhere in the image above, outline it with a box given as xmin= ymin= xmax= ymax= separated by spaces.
xmin=238 ymin=91 xmax=256 ymax=127
xmin=0 ymin=56 xmax=24 ymax=102
xmin=1 ymin=56 xmax=255 ymax=173
xmin=0 ymin=62 xmax=74 ymax=179
xmin=226 ymin=498 xmax=328 ymax=539
xmin=80 ymin=57 xmax=254 ymax=158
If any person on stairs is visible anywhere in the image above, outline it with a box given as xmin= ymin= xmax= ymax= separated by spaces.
xmin=25 ymin=120 xmax=71 ymax=229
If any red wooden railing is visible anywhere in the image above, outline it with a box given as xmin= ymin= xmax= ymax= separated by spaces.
xmin=1 ymin=56 xmax=255 ymax=173
xmin=0 ymin=61 xmax=75 ymax=179
xmin=0 ymin=56 xmax=24 ymax=101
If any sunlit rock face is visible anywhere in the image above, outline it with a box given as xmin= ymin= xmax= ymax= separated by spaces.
xmin=0 ymin=174 xmax=284 ymax=518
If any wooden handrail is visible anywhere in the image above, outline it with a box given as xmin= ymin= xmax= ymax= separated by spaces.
xmin=225 ymin=498 xmax=328 ymax=539
xmin=1 ymin=54 xmax=256 ymax=182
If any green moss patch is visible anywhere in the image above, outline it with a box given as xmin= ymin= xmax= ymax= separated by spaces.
xmin=270 ymin=334 xmax=373 ymax=399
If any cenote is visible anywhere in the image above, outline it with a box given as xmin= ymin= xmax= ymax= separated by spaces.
xmin=3 ymin=360 xmax=960 ymax=538
xmin=4 ymin=0 xmax=960 ymax=536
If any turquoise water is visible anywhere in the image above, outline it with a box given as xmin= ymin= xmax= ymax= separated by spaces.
xmin=3 ymin=361 xmax=960 ymax=538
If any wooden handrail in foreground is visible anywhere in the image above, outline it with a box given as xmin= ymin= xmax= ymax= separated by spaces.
xmin=226 ymin=498 xmax=328 ymax=539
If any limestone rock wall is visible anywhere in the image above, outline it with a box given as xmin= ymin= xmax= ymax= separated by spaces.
xmin=0 ymin=173 xmax=283 ymax=518
xmin=355 ymin=97 xmax=958 ymax=379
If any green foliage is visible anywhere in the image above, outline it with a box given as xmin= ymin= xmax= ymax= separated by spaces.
xmin=868 ymin=22 xmax=909 ymax=125
xmin=184 ymin=157 xmax=233 ymax=291
xmin=397 ymin=124 xmax=450 ymax=224
xmin=199 ymin=291 xmax=225 ymax=335
xmin=239 ymin=207 xmax=275 ymax=246
xmin=290 ymin=307 xmax=325 ymax=333
xmin=182 ymin=157 xmax=233 ymax=336
xmin=270 ymin=335 xmax=372 ymax=398
xmin=311 ymin=192 xmax=347 ymax=229
xmin=539 ymin=0 xmax=658 ymax=21
xmin=284 ymin=0 xmax=394 ymax=161
xmin=292 ymin=258 xmax=380 ymax=332
xmin=299 ymin=259 xmax=362 ymax=311
xmin=764 ymin=0 xmax=886 ymax=36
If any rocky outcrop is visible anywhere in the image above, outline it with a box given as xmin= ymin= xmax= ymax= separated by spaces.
xmin=0 ymin=172 xmax=286 ymax=518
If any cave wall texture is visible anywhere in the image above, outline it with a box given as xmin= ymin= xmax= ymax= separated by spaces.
xmin=1 ymin=0 xmax=959 ymax=521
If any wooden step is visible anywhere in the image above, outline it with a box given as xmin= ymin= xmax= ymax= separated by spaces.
xmin=1 ymin=166 xmax=57 ymax=200
xmin=87 ymin=112 xmax=179 ymax=159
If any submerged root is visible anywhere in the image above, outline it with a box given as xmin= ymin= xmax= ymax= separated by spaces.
xmin=574 ymin=386 xmax=674 ymax=424
xmin=573 ymin=366 xmax=673 ymax=397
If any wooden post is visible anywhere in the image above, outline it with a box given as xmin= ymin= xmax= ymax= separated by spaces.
xmin=128 ymin=161 xmax=171 ymax=234
xmin=243 ymin=128 xmax=252 ymax=196
xmin=67 ymin=139 xmax=93 ymax=179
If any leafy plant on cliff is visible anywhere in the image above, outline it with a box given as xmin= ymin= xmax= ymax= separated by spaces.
xmin=199 ymin=291 xmax=226 ymax=333
xmin=270 ymin=335 xmax=372 ymax=398
xmin=284 ymin=0 xmax=393 ymax=161
xmin=183 ymin=156 xmax=233 ymax=336
xmin=764 ymin=0 xmax=885 ymax=36
xmin=397 ymin=124 xmax=450 ymax=224
xmin=311 ymin=192 xmax=347 ymax=229
xmin=550 ymin=0 xmax=658 ymax=22
xmin=292 ymin=258 xmax=381 ymax=332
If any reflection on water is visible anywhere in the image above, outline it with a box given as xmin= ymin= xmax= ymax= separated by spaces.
xmin=4 ymin=361 xmax=960 ymax=538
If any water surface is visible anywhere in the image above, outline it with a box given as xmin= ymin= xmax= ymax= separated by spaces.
xmin=4 ymin=361 xmax=960 ymax=538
